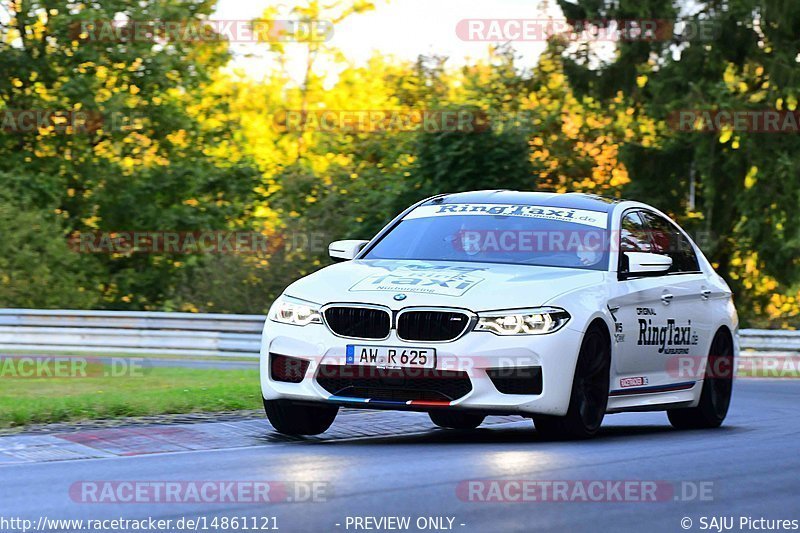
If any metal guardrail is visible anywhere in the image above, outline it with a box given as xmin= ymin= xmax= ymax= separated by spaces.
xmin=0 ymin=309 xmax=266 ymax=358
xmin=0 ymin=309 xmax=796 ymax=358
xmin=738 ymin=329 xmax=800 ymax=352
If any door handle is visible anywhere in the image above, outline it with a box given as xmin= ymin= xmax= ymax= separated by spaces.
xmin=661 ymin=293 xmax=674 ymax=304
xmin=700 ymin=289 xmax=711 ymax=300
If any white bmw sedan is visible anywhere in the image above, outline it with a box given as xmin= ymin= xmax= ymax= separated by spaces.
xmin=260 ymin=191 xmax=737 ymax=439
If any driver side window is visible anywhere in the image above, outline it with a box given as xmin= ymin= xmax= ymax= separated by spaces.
xmin=618 ymin=211 xmax=652 ymax=277
xmin=639 ymin=211 xmax=701 ymax=274
xmin=619 ymin=211 xmax=652 ymax=253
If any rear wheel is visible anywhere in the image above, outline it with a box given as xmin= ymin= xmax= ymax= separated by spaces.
xmin=533 ymin=326 xmax=610 ymax=440
xmin=429 ymin=411 xmax=485 ymax=430
xmin=263 ymin=399 xmax=338 ymax=436
xmin=668 ymin=330 xmax=734 ymax=430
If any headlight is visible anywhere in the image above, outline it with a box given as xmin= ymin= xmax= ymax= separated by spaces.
xmin=475 ymin=307 xmax=570 ymax=335
xmin=268 ymin=296 xmax=322 ymax=326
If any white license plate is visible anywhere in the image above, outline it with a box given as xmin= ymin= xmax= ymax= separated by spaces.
xmin=346 ymin=345 xmax=436 ymax=369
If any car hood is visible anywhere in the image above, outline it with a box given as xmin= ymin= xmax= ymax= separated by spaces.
xmin=284 ymin=259 xmax=606 ymax=312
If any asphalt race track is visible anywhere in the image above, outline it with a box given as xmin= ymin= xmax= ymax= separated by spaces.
xmin=1 ymin=379 xmax=798 ymax=533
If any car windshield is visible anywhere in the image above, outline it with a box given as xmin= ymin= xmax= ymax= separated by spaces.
xmin=364 ymin=203 xmax=611 ymax=270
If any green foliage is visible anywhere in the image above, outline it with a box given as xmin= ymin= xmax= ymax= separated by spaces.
xmin=0 ymin=0 xmax=795 ymax=326
xmin=0 ymin=189 xmax=99 ymax=308
xmin=558 ymin=0 xmax=800 ymax=326
xmin=0 ymin=0 xmax=260 ymax=309
xmin=396 ymin=127 xmax=534 ymax=209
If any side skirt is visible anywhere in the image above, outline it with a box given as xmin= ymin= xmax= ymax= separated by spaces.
xmin=606 ymin=381 xmax=701 ymax=413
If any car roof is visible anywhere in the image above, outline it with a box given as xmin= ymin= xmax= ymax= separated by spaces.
xmin=422 ymin=190 xmax=623 ymax=213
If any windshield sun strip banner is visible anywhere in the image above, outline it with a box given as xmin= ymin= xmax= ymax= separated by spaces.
xmin=403 ymin=203 xmax=609 ymax=229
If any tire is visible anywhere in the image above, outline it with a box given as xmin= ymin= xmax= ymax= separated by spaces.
xmin=533 ymin=326 xmax=611 ymax=440
xmin=429 ymin=411 xmax=485 ymax=430
xmin=263 ymin=399 xmax=338 ymax=436
xmin=668 ymin=330 xmax=734 ymax=430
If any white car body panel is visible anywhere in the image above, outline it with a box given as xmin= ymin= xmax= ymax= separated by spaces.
xmin=260 ymin=192 xmax=738 ymax=418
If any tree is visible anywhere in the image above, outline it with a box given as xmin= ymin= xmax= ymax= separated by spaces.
xmin=557 ymin=0 xmax=800 ymax=327
xmin=0 ymin=189 xmax=98 ymax=308
xmin=0 ymin=0 xmax=260 ymax=309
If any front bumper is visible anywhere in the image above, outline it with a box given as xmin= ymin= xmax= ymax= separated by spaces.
xmin=260 ymin=319 xmax=585 ymax=417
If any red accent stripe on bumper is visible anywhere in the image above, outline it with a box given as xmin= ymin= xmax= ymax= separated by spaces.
xmin=407 ymin=400 xmax=452 ymax=407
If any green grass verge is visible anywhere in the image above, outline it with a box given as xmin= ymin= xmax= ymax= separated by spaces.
xmin=1 ymin=359 xmax=796 ymax=430
xmin=0 ymin=365 xmax=261 ymax=429
xmin=4 ymin=349 xmax=258 ymax=363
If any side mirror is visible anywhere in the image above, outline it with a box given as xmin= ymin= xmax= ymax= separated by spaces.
xmin=329 ymin=240 xmax=369 ymax=262
xmin=624 ymin=252 xmax=672 ymax=277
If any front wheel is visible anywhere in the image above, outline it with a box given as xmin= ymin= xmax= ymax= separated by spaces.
xmin=533 ymin=326 xmax=610 ymax=440
xmin=263 ymin=399 xmax=338 ymax=436
xmin=668 ymin=330 xmax=734 ymax=430
xmin=429 ymin=411 xmax=485 ymax=430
